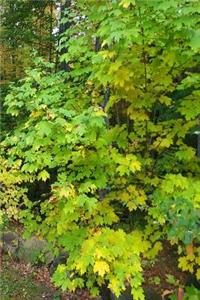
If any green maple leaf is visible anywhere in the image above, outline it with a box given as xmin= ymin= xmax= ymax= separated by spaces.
xmin=36 ymin=121 xmax=52 ymax=136
xmin=38 ymin=170 xmax=50 ymax=181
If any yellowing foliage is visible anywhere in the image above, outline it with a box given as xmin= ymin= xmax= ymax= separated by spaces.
xmin=1 ymin=0 xmax=200 ymax=298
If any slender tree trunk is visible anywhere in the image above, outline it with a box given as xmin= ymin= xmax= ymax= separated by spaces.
xmin=59 ymin=0 xmax=71 ymax=72
xmin=197 ymin=133 xmax=200 ymax=157
xmin=49 ymin=2 xmax=53 ymax=63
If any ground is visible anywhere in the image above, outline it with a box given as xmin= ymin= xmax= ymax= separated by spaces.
xmin=1 ymin=242 xmax=190 ymax=300
xmin=0 ymin=255 xmax=99 ymax=300
xmin=0 ymin=257 xmax=57 ymax=300
xmin=143 ymin=241 xmax=188 ymax=298
xmin=0 ymin=223 xmax=193 ymax=300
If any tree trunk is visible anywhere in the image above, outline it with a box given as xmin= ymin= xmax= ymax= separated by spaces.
xmin=58 ymin=0 xmax=71 ymax=72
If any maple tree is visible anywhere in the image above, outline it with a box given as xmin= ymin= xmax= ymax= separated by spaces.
xmin=0 ymin=0 xmax=58 ymax=89
xmin=1 ymin=1 xmax=200 ymax=299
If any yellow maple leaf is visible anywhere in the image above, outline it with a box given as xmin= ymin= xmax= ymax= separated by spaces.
xmin=95 ymin=249 xmax=104 ymax=259
xmin=130 ymin=160 xmax=141 ymax=172
xmin=76 ymin=260 xmax=86 ymax=275
xmin=152 ymin=136 xmax=173 ymax=150
xmin=121 ymin=191 xmax=130 ymax=202
xmin=120 ymin=0 xmax=135 ymax=8
xmin=108 ymin=278 xmax=121 ymax=296
xmin=178 ymin=256 xmax=194 ymax=272
xmin=195 ymin=255 xmax=200 ymax=265
xmin=38 ymin=170 xmax=50 ymax=182
xmin=59 ymin=185 xmax=75 ymax=198
xmin=159 ymin=95 xmax=172 ymax=106
xmin=57 ymin=264 xmax=67 ymax=273
xmin=30 ymin=110 xmax=42 ymax=118
xmin=186 ymin=253 xmax=195 ymax=261
xmin=93 ymin=261 xmax=110 ymax=277
xmin=127 ymin=201 xmax=137 ymax=211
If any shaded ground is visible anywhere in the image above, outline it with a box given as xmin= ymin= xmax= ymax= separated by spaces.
xmin=143 ymin=241 xmax=188 ymax=298
xmin=0 ymin=257 xmax=60 ymax=300
xmin=144 ymin=242 xmax=187 ymax=290
xmin=0 ymin=256 xmax=99 ymax=300
xmin=0 ymin=238 xmax=193 ymax=300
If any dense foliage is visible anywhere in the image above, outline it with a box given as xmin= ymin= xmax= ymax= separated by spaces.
xmin=1 ymin=1 xmax=200 ymax=299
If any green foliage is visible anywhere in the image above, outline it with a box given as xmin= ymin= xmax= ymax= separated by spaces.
xmin=0 ymin=210 xmax=8 ymax=239
xmin=53 ymin=229 xmax=148 ymax=298
xmin=0 ymin=157 xmax=28 ymax=220
xmin=169 ymin=286 xmax=200 ymax=300
xmin=149 ymin=276 xmax=161 ymax=286
xmin=1 ymin=0 xmax=200 ymax=299
xmin=149 ymin=174 xmax=200 ymax=244
xmin=165 ymin=274 xmax=179 ymax=287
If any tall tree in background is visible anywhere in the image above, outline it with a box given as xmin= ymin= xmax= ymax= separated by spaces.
xmin=58 ymin=0 xmax=71 ymax=71
xmin=0 ymin=0 xmax=59 ymax=135
xmin=0 ymin=0 xmax=58 ymax=83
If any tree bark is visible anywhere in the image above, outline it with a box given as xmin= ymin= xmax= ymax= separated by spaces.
xmin=58 ymin=0 xmax=71 ymax=72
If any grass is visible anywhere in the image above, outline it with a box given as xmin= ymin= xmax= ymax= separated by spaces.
xmin=0 ymin=259 xmax=61 ymax=300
